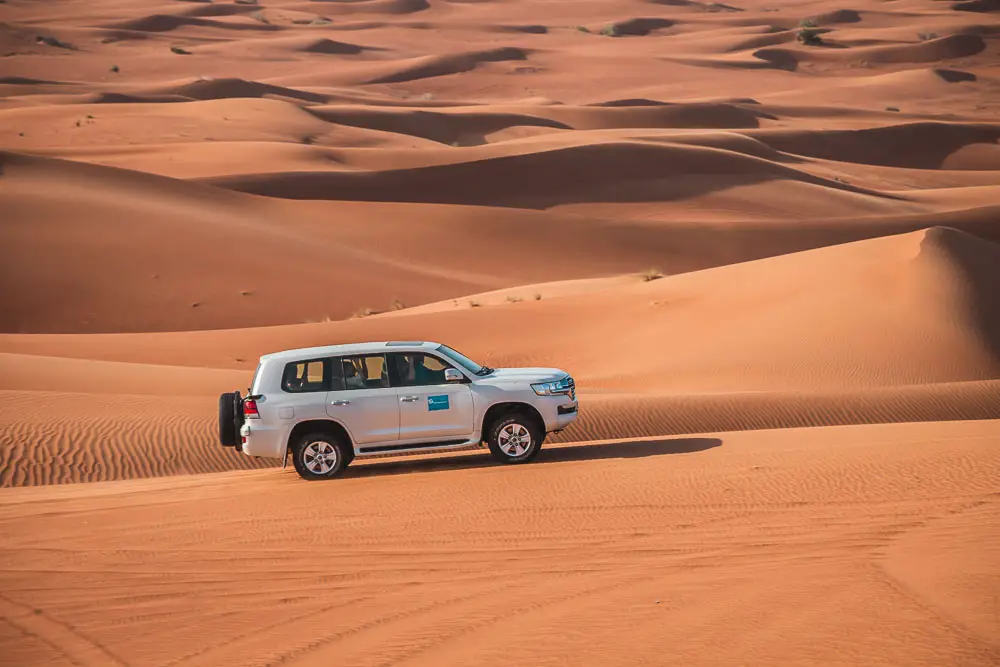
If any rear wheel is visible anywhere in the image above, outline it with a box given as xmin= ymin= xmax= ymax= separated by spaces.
xmin=487 ymin=413 xmax=543 ymax=464
xmin=292 ymin=432 xmax=351 ymax=480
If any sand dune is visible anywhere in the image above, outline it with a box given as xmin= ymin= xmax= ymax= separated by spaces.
xmin=7 ymin=151 xmax=772 ymax=332
xmin=107 ymin=14 xmax=283 ymax=33
xmin=647 ymin=0 xmax=743 ymax=12
xmin=751 ymin=121 xmax=1000 ymax=169
xmin=810 ymin=8 xmax=864 ymax=24
xmin=4 ymin=144 xmax=999 ymax=334
xmin=359 ymin=47 xmax=531 ymax=84
xmin=180 ymin=3 xmax=264 ymax=19
xmin=5 ymin=226 xmax=999 ymax=388
xmin=604 ymin=17 xmax=677 ymax=36
xmin=189 ymin=34 xmax=381 ymax=57
xmin=307 ymin=104 xmax=569 ymax=144
xmin=202 ymin=140 xmax=898 ymax=207
xmin=952 ymin=0 xmax=1000 ymax=12
xmin=3 ymin=0 xmax=1000 ymax=662
xmin=0 ymin=352 xmax=244 ymax=396
xmin=306 ymin=100 xmax=776 ymax=143
xmin=290 ymin=0 xmax=431 ymax=16
xmin=150 ymin=78 xmax=330 ymax=103
xmin=752 ymin=33 xmax=988 ymax=71
xmin=0 ymin=150 xmax=505 ymax=332
xmin=138 ymin=228 xmax=997 ymax=391
xmin=0 ymin=391 xmax=270 ymax=487
xmin=4 ymin=226 xmax=1000 ymax=486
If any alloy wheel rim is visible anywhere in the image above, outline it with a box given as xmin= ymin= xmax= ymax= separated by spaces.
xmin=498 ymin=423 xmax=532 ymax=457
xmin=303 ymin=441 xmax=338 ymax=475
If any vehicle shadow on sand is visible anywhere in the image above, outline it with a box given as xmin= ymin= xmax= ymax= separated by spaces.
xmin=338 ymin=437 xmax=722 ymax=480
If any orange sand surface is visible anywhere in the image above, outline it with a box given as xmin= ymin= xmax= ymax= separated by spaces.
xmin=1 ymin=0 xmax=999 ymax=663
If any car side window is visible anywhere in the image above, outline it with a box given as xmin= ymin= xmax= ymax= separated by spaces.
xmin=389 ymin=352 xmax=454 ymax=387
xmin=340 ymin=354 xmax=389 ymax=391
xmin=282 ymin=358 xmax=328 ymax=393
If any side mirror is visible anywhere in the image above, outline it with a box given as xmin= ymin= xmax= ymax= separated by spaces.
xmin=444 ymin=368 xmax=463 ymax=382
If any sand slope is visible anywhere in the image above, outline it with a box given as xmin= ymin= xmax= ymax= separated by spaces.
xmin=6 ymin=227 xmax=998 ymax=388
xmin=1 ymin=420 xmax=998 ymax=666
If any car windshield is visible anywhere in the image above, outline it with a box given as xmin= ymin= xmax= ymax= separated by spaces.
xmin=436 ymin=344 xmax=491 ymax=375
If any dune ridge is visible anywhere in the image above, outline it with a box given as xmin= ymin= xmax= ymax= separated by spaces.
xmin=200 ymin=140 xmax=898 ymax=206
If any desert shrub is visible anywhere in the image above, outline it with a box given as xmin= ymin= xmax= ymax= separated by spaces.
xmin=350 ymin=307 xmax=375 ymax=319
xmin=35 ymin=35 xmax=74 ymax=49
xmin=170 ymin=46 xmax=192 ymax=55
xmin=797 ymin=27 xmax=822 ymax=45
xmin=642 ymin=268 xmax=664 ymax=282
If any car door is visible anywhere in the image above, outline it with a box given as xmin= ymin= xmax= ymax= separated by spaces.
xmin=326 ymin=354 xmax=400 ymax=445
xmin=387 ymin=352 xmax=475 ymax=442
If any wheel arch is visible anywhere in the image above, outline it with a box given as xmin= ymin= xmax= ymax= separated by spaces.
xmin=285 ymin=419 xmax=355 ymax=459
xmin=481 ymin=401 xmax=545 ymax=440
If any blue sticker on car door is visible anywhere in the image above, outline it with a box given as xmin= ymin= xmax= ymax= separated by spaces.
xmin=427 ymin=394 xmax=449 ymax=411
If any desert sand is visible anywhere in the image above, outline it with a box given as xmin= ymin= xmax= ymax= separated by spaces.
xmin=1 ymin=0 xmax=999 ymax=663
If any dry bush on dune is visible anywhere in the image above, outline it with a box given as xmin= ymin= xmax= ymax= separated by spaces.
xmin=797 ymin=19 xmax=823 ymax=45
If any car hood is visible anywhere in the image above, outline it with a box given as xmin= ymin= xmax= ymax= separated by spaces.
xmin=483 ymin=367 xmax=568 ymax=383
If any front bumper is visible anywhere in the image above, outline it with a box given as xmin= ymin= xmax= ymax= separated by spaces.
xmin=537 ymin=395 xmax=579 ymax=433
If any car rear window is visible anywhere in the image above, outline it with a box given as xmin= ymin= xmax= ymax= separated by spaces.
xmin=249 ymin=362 xmax=263 ymax=394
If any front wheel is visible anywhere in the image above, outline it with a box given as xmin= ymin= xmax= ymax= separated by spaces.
xmin=487 ymin=414 xmax=543 ymax=464
xmin=292 ymin=433 xmax=351 ymax=480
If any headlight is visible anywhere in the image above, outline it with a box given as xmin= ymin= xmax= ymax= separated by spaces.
xmin=531 ymin=376 xmax=574 ymax=396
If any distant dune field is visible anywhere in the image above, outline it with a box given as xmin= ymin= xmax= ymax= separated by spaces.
xmin=1 ymin=0 xmax=999 ymax=664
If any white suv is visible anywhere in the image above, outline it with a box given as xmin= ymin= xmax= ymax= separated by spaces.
xmin=218 ymin=341 xmax=578 ymax=480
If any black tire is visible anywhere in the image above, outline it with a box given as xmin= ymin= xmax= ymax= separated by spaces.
xmin=218 ymin=391 xmax=243 ymax=447
xmin=292 ymin=432 xmax=351 ymax=480
xmin=487 ymin=413 xmax=543 ymax=464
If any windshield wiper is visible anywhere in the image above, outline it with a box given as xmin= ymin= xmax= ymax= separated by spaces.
xmin=475 ymin=365 xmax=494 ymax=376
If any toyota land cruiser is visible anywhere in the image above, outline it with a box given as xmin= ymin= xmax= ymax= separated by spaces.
xmin=218 ymin=341 xmax=579 ymax=479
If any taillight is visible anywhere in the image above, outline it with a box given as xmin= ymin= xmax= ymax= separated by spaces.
xmin=243 ymin=399 xmax=260 ymax=419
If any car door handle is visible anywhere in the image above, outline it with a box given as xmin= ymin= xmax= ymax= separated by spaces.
xmin=400 ymin=396 xmax=419 ymax=402
xmin=330 ymin=399 xmax=350 ymax=406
